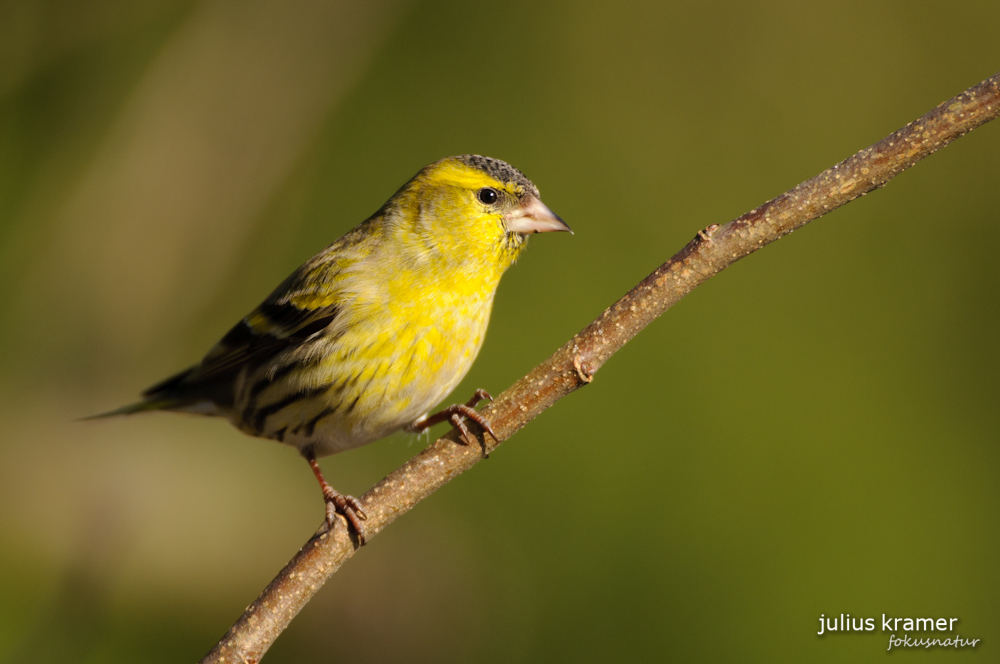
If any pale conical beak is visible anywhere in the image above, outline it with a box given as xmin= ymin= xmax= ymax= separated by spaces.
xmin=504 ymin=195 xmax=572 ymax=235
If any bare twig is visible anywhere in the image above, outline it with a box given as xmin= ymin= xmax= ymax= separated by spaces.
xmin=202 ymin=72 xmax=1000 ymax=663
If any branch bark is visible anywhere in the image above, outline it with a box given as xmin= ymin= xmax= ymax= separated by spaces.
xmin=202 ymin=72 xmax=1000 ymax=663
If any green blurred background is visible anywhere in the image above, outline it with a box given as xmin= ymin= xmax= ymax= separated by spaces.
xmin=1 ymin=0 xmax=997 ymax=661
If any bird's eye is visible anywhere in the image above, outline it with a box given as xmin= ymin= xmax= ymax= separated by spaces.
xmin=477 ymin=187 xmax=499 ymax=205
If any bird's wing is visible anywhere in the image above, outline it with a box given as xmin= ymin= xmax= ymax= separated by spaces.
xmin=87 ymin=222 xmax=380 ymax=418
xmin=143 ymin=264 xmax=346 ymax=399
xmin=190 ymin=300 xmax=338 ymax=383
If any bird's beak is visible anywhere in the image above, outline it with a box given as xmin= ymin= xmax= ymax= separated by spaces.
xmin=504 ymin=195 xmax=572 ymax=235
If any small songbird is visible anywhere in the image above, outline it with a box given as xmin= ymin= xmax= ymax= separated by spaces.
xmin=91 ymin=155 xmax=570 ymax=543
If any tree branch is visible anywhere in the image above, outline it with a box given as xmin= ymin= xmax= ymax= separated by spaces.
xmin=202 ymin=72 xmax=1000 ymax=663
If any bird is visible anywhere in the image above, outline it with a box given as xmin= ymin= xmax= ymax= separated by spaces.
xmin=89 ymin=155 xmax=570 ymax=544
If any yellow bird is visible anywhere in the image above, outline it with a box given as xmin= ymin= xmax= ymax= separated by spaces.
xmin=92 ymin=155 xmax=570 ymax=543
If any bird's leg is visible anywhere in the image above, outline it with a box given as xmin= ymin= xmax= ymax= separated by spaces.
xmin=302 ymin=449 xmax=368 ymax=545
xmin=410 ymin=389 xmax=498 ymax=456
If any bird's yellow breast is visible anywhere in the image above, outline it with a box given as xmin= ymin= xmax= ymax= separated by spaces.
xmin=343 ymin=249 xmax=500 ymax=414
xmin=243 ymin=250 xmax=502 ymax=455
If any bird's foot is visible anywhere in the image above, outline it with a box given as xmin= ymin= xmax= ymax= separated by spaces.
xmin=305 ymin=451 xmax=368 ymax=545
xmin=411 ymin=389 xmax=497 ymax=457
xmin=322 ymin=486 xmax=368 ymax=545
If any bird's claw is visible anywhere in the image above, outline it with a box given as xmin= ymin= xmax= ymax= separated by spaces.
xmin=447 ymin=404 xmax=497 ymax=458
xmin=448 ymin=405 xmax=497 ymax=442
xmin=322 ymin=487 xmax=367 ymax=545
xmin=468 ymin=388 xmax=494 ymax=407
xmin=410 ymin=388 xmax=498 ymax=457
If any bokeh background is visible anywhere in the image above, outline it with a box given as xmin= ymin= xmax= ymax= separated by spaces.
xmin=1 ymin=0 xmax=998 ymax=661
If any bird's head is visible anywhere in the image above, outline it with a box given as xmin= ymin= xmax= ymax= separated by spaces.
xmin=388 ymin=155 xmax=570 ymax=276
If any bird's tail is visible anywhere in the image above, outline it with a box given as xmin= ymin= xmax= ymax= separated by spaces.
xmin=81 ymin=366 xmax=211 ymax=421
xmin=80 ymin=398 xmax=180 ymax=421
